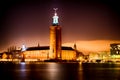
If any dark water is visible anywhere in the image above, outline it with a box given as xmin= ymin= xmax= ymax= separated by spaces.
xmin=0 ymin=62 xmax=120 ymax=80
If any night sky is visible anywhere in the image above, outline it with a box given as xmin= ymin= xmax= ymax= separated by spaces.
xmin=0 ymin=0 xmax=120 ymax=52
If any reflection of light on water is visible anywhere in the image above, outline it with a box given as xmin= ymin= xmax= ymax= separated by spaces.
xmin=47 ymin=63 xmax=59 ymax=71
xmin=19 ymin=62 xmax=27 ymax=78
xmin=47 ymin=63 xmax=60 ymax=80
xmin=79 ymin=62 xmax=83 ymax=70
xmin=20 ymin=62 xmax=26 ymax=71
xmin=94 ymin=68 xmax=120 ymax=70
xmin=20 ymin=62 xmax=26 ymax=65
xmin=78 ymin=63 xmax=83 ymax=80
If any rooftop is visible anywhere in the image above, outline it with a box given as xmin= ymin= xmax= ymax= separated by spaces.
xmin=26 ymin=46 xmax=74 ymax=51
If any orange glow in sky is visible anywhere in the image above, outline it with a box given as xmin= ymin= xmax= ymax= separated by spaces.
xmin=62 ymin=40 xmax=120 ymax=54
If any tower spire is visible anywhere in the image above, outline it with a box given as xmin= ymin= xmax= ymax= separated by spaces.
xmin=53 ymin=8 xmax=59 ymax=25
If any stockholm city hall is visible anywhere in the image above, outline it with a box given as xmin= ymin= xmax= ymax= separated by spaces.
xmin=20 ymin=8 xmax=77 ymax=62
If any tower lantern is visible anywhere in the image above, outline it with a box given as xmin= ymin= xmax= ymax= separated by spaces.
xmin=52 ymin=8 xmax=59 ymax=25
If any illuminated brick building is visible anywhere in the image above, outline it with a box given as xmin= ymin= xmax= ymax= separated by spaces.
xmin=22 ymin=46 xmax=76 ymax=61
xmin=21 ymin=8 xmax=78 ymax=61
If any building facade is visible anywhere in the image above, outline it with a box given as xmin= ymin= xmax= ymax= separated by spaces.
xmin=22 ymin=46 xmax=76 ymax=61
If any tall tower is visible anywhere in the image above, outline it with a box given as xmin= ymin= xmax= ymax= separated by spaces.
xmin=49 ymin=8 xmax=61 ymax=60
